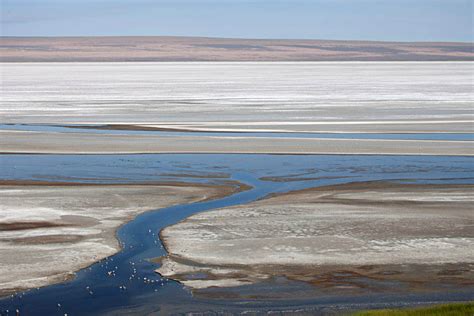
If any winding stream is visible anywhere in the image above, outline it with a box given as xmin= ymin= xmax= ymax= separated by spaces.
xmin=0 ymin=154 xmax=473 ymax=315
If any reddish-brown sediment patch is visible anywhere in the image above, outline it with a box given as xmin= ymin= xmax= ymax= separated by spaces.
xmin=190 ymin=263 xmax=474 ymax=300
xmin=0 ymin=221 xmax=70 ymax=231
xmin=8 ymin=234 xmax=86 ymax=245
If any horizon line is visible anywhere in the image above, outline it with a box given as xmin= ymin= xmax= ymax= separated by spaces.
xmin=2 ymin=35 xmax=473 ymax=45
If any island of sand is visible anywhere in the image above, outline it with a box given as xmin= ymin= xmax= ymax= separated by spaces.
xmin=0 ymin=180 xmax=241 ymax=297
xmin=157 ymin=181 xmax=474 ymax=295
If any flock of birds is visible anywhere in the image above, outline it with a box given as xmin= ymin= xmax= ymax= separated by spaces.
xmin=3 ymin=227 xmax=171 ymax=315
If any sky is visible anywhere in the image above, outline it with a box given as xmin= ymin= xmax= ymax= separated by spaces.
xmin=1 ymin=0 xmax=473 ymax=42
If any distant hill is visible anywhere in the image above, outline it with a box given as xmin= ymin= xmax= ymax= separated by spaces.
xmin=1 ymin=36 xmax=473 ymax=62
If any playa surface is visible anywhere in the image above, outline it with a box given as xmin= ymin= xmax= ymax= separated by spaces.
xmin=0 ymin=181 xmax=235 ymax=296
xmin=157 ymin=181 xmax=474 ymax=294
xmin=1 ymin=62 xmax=473 ymax=155
xmin=0 ymin=60 xmax=473 ymax=313
xmin=1 ymin=62 xmax=472 ymax=132
xmin=1 ymin=37 xmax=473 ymax=62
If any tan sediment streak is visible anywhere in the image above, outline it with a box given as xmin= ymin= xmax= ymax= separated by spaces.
xmin=1 ymin=130 xmax=473 ymax=156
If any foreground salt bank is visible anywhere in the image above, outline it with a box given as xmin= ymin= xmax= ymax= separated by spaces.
xmin=0 ymin=181 xmax=239 ymax=296
xmin=158 ymin=181 xmax=474 ymax=293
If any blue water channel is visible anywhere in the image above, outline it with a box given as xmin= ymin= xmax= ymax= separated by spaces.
xmin=0 ymin=154 xmax=473 ymax=315
xmin=1 ymin=123 xmax=473 ymax=141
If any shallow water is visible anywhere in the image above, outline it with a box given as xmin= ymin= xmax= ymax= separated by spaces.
xmin=1 ymin=124 xmax=473 ymax=141
xmin=0 ymin=154 xmax=473 ymax=314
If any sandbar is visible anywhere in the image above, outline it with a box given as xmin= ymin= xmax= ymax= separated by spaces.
xmin=1 ymin=130 xmax=472 ymax=155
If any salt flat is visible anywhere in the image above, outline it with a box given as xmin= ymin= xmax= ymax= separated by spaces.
xmin=1 ymin=61 xmax=473 ymax=309
xmin=157 ymin=182 xmax=474 ymax=291
xmin=1 ymin=62 xmax=472 ymax=133
xmin=0 ymin=182 xmax=231 ymax=296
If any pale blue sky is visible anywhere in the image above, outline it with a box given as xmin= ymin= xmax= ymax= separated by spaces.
xmin=1 ymin=0 xmax=472 ymax=41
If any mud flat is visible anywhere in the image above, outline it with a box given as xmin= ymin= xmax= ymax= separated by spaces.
xmin=157 ymin=182 xmax=474 ymax=294
xmin=0 ymin=181 xmax=236 ymax=296
xmin=1 ymin=131 xmax=472 ymax=155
